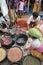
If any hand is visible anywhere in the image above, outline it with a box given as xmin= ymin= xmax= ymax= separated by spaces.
xmin=7 ymin=25 xmax=9 ymax=29
xmin=24 ymin=48 xmax=28 ymax=51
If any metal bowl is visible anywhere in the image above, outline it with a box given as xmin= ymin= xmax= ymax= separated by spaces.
xmin=16 ymin=34 xmax=28 ymax=46
xmin=2 ymin=36 xmax=15 ymax=49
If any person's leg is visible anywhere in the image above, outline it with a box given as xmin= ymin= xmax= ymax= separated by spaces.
xmin=20 ymin=10 xmax=22 ymax=17
xmin=18 ymin=10 xmax=21 ymax=18
xmin=18 ymin=10 xmax=20 ymax=17
xmin=21 ymin=11 xmax=24 ymax=16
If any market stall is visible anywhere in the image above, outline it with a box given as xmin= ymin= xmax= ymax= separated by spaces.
xmin=0 ymin=17 xmax=43 ymax=65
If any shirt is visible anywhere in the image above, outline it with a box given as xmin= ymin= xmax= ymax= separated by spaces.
xmin=33 ymin=3 xmax=38 ymax=12
xmin=18 ymin=1 xmax=24 ymax=10
xmin=10 ymin=0 xmax=19 ymax=9
xmin=27 ymin=15 xmax=40 ymax=24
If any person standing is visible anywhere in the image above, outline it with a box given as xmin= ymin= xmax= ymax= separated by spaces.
xmin=0 ymin=0 xmax=10 ymax=25
xmin=18 ymin=0 xmax=25 ymax=17
xmin=33 ymin=0 xmax=39 ymax=12
xmin=8 ymin=0 xmax=18 ymax=24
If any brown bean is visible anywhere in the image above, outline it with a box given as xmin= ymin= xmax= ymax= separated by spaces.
xmin=8 ymin=47 xmax=22 ymax=62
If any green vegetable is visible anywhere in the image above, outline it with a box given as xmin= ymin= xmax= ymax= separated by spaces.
xmin=29 ymin=28 xmax=42 ymax=38
xmin=39 ymin=37 xmax=43 ymax=43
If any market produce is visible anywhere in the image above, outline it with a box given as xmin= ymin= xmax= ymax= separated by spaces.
xmin=31 ymin=39 xmax=41 ymax=48
xmin=30 ymin=50 xmax=42 ymax=59
xmin=0 ymin=48 xmax=6 ymax=62
xmin=34 ymin=26 xmax=40 ymax=30
xmin=17 ymin=38 xmax=25 ymax=44
xmin=39 ymin=37 xmax=43 ymax=43
xmin=17 ymin=18 xmax=27 ymax=28
xmin=8 ymin=47 xmax=23 ymax=62
xmin=12 ymin=64 xmax=18 ymax=65
xmin=23 ymin=55 xmax=40 ymax=65
xmin=29 ymin=28 xmax=42 ymax=38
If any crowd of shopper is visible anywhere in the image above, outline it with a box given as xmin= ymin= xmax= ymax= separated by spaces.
xmin=0 ymin=0 xmax=42 ymax=34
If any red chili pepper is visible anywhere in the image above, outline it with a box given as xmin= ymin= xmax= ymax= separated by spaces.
xmin=3 ymin=40 xmax=9 ymax=45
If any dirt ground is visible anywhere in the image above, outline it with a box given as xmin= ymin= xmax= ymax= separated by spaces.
xmin=0 ymin=13 xmax=43 ymax=65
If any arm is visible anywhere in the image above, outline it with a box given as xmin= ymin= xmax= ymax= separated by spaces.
xmin=27 ymin=23 xmax=30 ymax=30
xmin=37 ymin=21 xmax=43 ymax=24
xmin=27 ymin=16 xmax=32 ymax=29
xmin=1 ymin=17 xmax=9 ymax=28
xmin=3 ymin=20 xmax=9 ymax=28
xmin=0 ymin=28 xmax=4 ymax=32
xmin=24 ymin=45 xmax=33 ymax=51
xmin=37 ymin=16 xmax=43 ymax=24
xmin=16 ymin=5 xmax=18 ymax=9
